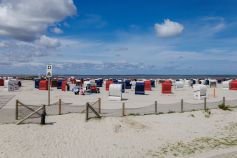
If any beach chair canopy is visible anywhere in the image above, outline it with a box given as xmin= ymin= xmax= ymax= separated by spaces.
xmin=57 ymin=80 xmax=63 ymax=89
xmin=51 ymin=79 xmax=58 ymax=87
xmin=135 ymin=82 xmax=145 ymax=95
xmin=222 ymin=80 xmax=230 ymax=89
xmin=34 ymin=79 xmax=40 ymax=89
xmin=193 ymin=84 xmax=207 ymax=99
xmin=95 ymin=79 xmax=103 ymax=87
xmin=125 ymin=79 xmax=132 ymax=89
xmin=144 ymin=80 xmax=151 ymax=91
xmin=106 ymin=80 xmax=113 ymax=91
xmin=109 ymin=84 xmax=122 ymax=97
xmin=209 ymin=79 xmax=217 ymax=88
xmin=0 ymin=78 xmax=4 ymax=86
xmin=175 ymin=81 xmax=184 ymax=89
xmin=39 ymin=80 xmax=48 ymax=90
xmin=162 ymin=80 xmax=172 ymax=94
xmin=184 ymin=79 xmax=190 ymax=87
xmin=108 ymin=84 xmax=122 ymax=100
xmin=151 ymin=80 xmax=155 ymax=87
xmin=230 ymin=80 xmax=237 ymax=90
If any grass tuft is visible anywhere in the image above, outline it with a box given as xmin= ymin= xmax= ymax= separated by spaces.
xmin=218 ymin=103 xmax=232 ymax=111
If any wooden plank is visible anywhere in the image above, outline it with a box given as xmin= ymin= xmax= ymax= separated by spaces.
xmin=204 ymin=98 xmax=207 ymax=110
xmin=98 ymin=98 xmax=101 ymax=113
xmin=86 ymin=103 xmax=89 ymax=121
xmin=155 ymin=101 xmax=157 ymax=114
xmin=15 ymin=99 xmax=18 ymax=120
xmin=181 ymin=99 xmax=184 ymax=113
xmin=122 ymin=102 xmax=125 ymax=116
xmin=17 ymin=100 xmax=41 ymax=116
xmin=48 ymin=78 xmax=50 ymax=106
xmin=88 ymin=104 xmax=101 ymax=118
xmin=16 ymin=106 xmax=43 ymax=125
xmin=90 ymin=100 xmax=98 ymax=107
xmin=223 ymin=96 xmax=225 ymax=106
xmin=58 ymin=99 xmax=62 ymax=115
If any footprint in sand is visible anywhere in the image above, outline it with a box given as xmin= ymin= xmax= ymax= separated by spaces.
xmin=120 ymin=118 xmax=146 ymax=129
xmin=113 ymin=124 xmax=122 ymax=133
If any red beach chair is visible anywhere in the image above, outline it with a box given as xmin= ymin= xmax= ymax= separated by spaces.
xmin=162 ymin=80 xmax=172 ymax=94
xmin=230 ymin=80 xmax=237 ymax=90
xmin=144 ymin=80 xmax=151 ymax=91
xmin=39 ymin=80 xmax=48 ymax=90
xmin=106 ymin=80 xmax=113 ymax=91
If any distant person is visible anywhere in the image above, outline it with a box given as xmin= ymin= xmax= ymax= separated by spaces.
xmin=80 ymin=78 xmax=84 ymax=87
xmin=73 ymin=86 xmax=79 ymax=95
xmin=79 ymin=88 xmax=85 ymax=95
xmin=130 ymin=80 xmax=136 ymax=90
xmin=18 ymin=81 xmax=22 ymax=87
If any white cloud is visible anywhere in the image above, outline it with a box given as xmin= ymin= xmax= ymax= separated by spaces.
xmin=51 ymin=27 xmax=63 ymax=34
xmin=154 ymin=19 xmax=184 ymax=37
xmin=36 ymin=35 xmax=61 ymax=48
xmin=0 ymin=0 xmax=76 ymax=41
xmin=213 ymin=22 xmax=225 ymax=32
xmin=0 ymin=41 xmax=5 ymax=47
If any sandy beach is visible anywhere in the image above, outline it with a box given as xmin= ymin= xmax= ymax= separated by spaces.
xmin=0 ymin=109 xmax=237 ymax=158
xmin=0 ymin=80 xmax=237 ymax=158
xmin=1 ymin=0 xmax=237 ymax=157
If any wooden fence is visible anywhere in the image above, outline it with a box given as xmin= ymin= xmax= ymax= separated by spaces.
xmin=15 ymin=99 xmax=46 ymax=125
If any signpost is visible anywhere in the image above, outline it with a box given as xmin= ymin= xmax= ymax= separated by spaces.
xmin=46 ymin=65 xmax=52 ymax=106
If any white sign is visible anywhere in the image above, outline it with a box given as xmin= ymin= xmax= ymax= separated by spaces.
xmin=46 ymin=64 xmax=52 ymax=77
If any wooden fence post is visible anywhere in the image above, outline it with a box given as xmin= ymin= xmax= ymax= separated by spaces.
xmin=15 ymin=99 xmax=18 ymax=120
xmin=213 ymin=88 xmax=216 ymax=98
xmin=41 ymin=105 xmax=46 ymax=125
xmin=204 ymin=98 xmax=207 ymax=110
xmin=155 ymin=100 xmax=158 ymax=114
xmin=122 ymin=102 xmax=125 ymax=116
xmin=181 ymin=99 xmax=184 ymax=113
xmin=98 ymin=98 xmax=101 ymax=113
xmin=86 ymin=102 xmax=89 ymax=121
xmin=223 ymin=96 xmax=225 ymax=106
xmin=43 ymin=104 xmax=46 ymax=116
xmin=58 ymin=99 xmax=62 ymax=115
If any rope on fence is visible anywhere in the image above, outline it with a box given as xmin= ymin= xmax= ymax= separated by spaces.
xmin=9 ymin=97 xmax=237 ymax=124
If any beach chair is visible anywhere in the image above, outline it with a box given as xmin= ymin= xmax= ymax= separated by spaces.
xmin=174 ymin=80 xmax=184 ymax=89
xmin=135 ymin=82 xmax=145 ymax=95
xmin=193 ymin=84 xmax=207 ymax=100
xmin=108 ymin=84 xmax=122 ymax=100
xmin=125 ymin=80 xmax=132 ymax=89
xmin=222 ymin=80 xmax=230 ymax=89
xmin=229 ymin=80 xmax=237 ymax=90
xmin=144 ymin=80 xmax=152 ymax=91
xmin=57 ymin=80 xmax=63 ymax=89
xmin=209 ymin=80 xmax=217 ymax=88
xmin=162 ymin=80 xmax=172 ymax=94
xmin=34 ymin=79 xmax=40 ymax=89
xmin=39 ymin=80 xmax=48 ymax=90
xmin=0 ymin=78 xmax=4 ymax=86
xmin=106 ymin=80 xmax=113 ymax=91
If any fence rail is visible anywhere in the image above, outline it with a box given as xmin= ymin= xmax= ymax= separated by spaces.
xmin=99 ymin=97 xmax=237 ymax=117
xmin=1 ymin=97 xmax=237 ymax=124
xmin=15 ymin=100 xmax=46 ymax=125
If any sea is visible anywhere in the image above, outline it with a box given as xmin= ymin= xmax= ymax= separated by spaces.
xmin=5 ymin=74 xmax=236 ymax=80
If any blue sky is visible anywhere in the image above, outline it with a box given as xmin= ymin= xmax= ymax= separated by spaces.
xmin=0 ymin=0 xmax=237 ymax=75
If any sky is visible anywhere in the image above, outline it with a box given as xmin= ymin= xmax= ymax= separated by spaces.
xmin=0 ymin=0 xmax=237 ymax=75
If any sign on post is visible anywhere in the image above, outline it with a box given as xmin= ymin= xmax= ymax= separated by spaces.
xmin=46 ymin=64 xmax=52 ymax=106
xmin=46 ymin=65 xmax=52 ymax=78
